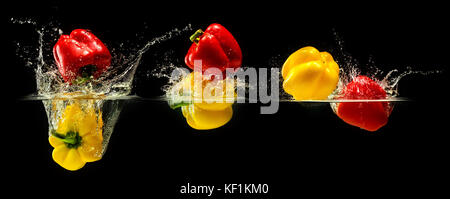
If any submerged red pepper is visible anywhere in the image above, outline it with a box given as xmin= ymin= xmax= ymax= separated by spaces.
xmin=53 ymin=29 xmax=111 ymax=83
xmin=185 ymin=23 xmax=242 ymax=73
xmin=336 ymin=75 xmax=392 ymax=131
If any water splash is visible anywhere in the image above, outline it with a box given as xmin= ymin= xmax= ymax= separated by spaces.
xmin=12 ymin=18 xmax=193 ymax=99
xmin=328 ymin=31 xmax=443 ymax=117
xmin=12 ymin=18 xmax=193 ymax=166
xmin=330 ymin=30 xmax=442 ymax=99
xmin=263 ymin=30 xmax=443 ymax=103
xmin=161 ymin=65 xmax=259 ymax=105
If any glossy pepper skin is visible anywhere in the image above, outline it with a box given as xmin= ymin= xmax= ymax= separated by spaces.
xmin=282 ymin=46 xmax=339 ymax=100
xmin=53 ymin=29 xmax=111 ymax=83
xmin=171 ymin=72 xmax=235 ymax=130
xmin=336 ymin=75 xmax=391 ymax=131
xmin=49 ymin=100 xmax=103 ymax=171
xmin=185 ymin=23 xmax=242 ymax=73
xmin=182 ymin=104 xmax=233 ymax=130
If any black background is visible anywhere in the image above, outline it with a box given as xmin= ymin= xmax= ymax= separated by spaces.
xmin=2 ymin=0 xmax=449 ymax=197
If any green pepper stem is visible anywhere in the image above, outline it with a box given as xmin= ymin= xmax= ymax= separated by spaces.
xmin=169 ymin=102 xmax=191 ymax=109
xmin=51 ymin=130 xmax=82 ymax=148
xmin=189 ymin=29 xmax=204 ymax=44
xmin=72 ymin=76 xmax=90 ymax=85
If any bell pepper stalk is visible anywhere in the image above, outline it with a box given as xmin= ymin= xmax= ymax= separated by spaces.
xmin=282 ymin=46 xmax=340 ymax=100
xmin=53 ymin=29 xmax=111 ymax=84
xmin=185 ymin=23 xmax=242 ymax=73
xmin=167 ymin=86 xmax=192 ymax=109
xmin=169 ymin=101 xmax=191 ymax=110
xmin=51 ymin=131 xmax=82 ymax=148
xmin=168 ymin=72 xmax=235 ymax=130
xmin=167 ymin=78 xmax=194 ymax=110
xmin=49 ymin=101 xmax=103 ymax=171
xmin=336 ymin=75 xmax=392 ymax=131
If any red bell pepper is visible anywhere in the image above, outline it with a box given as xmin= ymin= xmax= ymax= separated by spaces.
xmin=185 ymin=23 xmax=242 ymax=73
xmin=53 ymin=29 xmax=111 ymax=83
xmin=336 ymin=75 xmax=391 ymax=131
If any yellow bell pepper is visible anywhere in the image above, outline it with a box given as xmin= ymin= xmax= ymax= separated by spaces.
xmin=282 ymin=46 xmax=340 ymax=100
xmin=49 ymin=100 xmax=103 ymax=171
xmin=182 ymin=104 xmax=233 ymax=130
xmin=170 ymin=72 xmax=235 ymax=130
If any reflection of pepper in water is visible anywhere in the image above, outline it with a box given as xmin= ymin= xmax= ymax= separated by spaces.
xmin=282 ymin=46 xmax=340 ymax=100
xmin=170 ymin=72 xmax=235 ymax=130
xmin=49 ymin=100 xmax=103 ymax=171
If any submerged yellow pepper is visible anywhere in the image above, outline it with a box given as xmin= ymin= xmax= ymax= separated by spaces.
xmin=182 ymin=104 xmax=233 ymax=130
xmin=282 ymin=46 xmax=340 ymax=100
xmin=170 ymin=72 xmax=235 ymax=130
xmin=49 ymin=100 xmax=103 ymax=171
